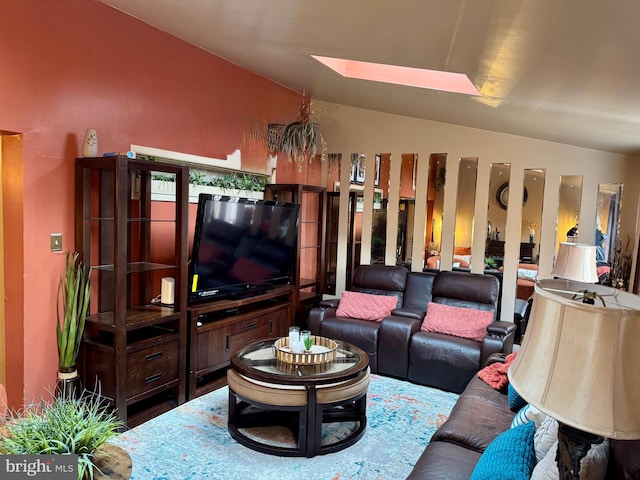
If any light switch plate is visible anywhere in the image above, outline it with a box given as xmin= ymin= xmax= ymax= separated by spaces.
xmin=50 ymin=233 xmax=63 ymax=252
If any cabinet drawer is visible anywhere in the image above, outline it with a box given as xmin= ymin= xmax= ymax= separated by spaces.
xmin=229 ymin=318 xmax=270 ymax=353
xmin=126 ymin=338 xmax=180 ymax=398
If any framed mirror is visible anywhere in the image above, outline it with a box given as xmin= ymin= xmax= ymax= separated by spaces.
xmin=397 ymin=153 xmax=417 ymax=266
xmin=485 ymin=163 xmax=511 ymax=270
xmin=514 ymin=169 xmax=545 ymax=305
xmin=424 ymin=154 xmax=447 ymax=270
xmin=555 ymin=175 xmax=582 ymax=253
xmin=596 ymin=183 xmax=623 ymax=271
xmin=452 ymin=157 xmax=478 ymax=270
xmin=371 ymin=153 xmax=390 ymax=264
xmin=520 ymin=169 xmax=545 ymax=264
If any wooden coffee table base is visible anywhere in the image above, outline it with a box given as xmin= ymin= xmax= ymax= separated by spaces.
xmin=227 ymin=368 xmax=370 ymax=457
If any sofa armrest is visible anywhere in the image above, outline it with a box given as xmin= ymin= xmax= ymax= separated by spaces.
xmin=308 ymin=304 xmax=338 ymax=334
xmin=377 ymin=315 xmax=422 ymax=379
xmin=320 ymin=298 xmax=340 ymax=309
xmin=390 ymin=307 xmax=426 ymax=321
xmin=487 ymin=321 xmax=517 ymax=337
xmin=480 ymin=321 xmax=516 ymax=367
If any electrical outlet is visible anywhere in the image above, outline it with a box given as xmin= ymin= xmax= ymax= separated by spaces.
xmin=50 ymin=233 xmax=63 ymax=252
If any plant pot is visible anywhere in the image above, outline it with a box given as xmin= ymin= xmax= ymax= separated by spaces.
xmin=93 ymin=443 xmax=132 ymax=480
xmin=56 ymin=364 xmax=81 ymax=399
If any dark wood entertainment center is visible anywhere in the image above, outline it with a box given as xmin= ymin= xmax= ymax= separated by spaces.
xmin=76 ymin=156 xmax=299 ymax=425
xmin=186 ymin=285 xmax=294 ymax=398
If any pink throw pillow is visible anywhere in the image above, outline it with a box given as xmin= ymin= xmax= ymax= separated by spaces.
xmin=421 ymin=302 xmax=493 ymax=341
xmin=336 ymin=291 xmax=398 ymax=322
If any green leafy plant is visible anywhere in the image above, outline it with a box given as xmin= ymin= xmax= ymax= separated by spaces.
xmin=209 ymin=173 xmax=269 ymax=192
xmin=151 ymin=172 xmax=174 ymax=182
xmin=303 ymin=335 xmax=313 ymax=350
xmin=189 ymin=170 xmax=207 ymax=185
xmin=484 ymin=257 xmax=498 ymax=269
xmin=153 ymin=171 xmax=268 ymax=192
xmin=0 ymin=390 xmax=124 ymax=479
xmin=57 ymin=252 xmax=91 ymax=369
xmin=267 ymin=98 xmax=327 ymax=171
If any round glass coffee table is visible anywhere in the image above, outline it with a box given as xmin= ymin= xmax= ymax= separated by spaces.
xmin=227 ymin=337 xmax=370 ymax=457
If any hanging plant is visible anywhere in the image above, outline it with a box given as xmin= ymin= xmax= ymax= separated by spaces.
xmin=267 ymin=97 xmax=327 ymax=172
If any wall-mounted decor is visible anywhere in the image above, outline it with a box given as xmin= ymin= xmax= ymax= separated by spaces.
xmin=496 ymin=182 xmax=528 ymax=210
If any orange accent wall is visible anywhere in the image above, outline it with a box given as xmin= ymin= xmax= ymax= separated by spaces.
xmin=0 ymin=1 xmax=313 ymax=406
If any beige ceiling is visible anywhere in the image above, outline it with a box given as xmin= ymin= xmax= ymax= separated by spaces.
xmin=100 ymin=0 xmax=640 ymax=157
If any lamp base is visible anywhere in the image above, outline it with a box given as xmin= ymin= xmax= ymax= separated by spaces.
xmin=556 ymin=423 xmax=603 ymax=480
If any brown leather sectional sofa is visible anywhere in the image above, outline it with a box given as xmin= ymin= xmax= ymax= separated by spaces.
xmin=309 ymin=264 xmax=640 ymax=479
xmin=408 ymin=372 xmax=640 ymax=479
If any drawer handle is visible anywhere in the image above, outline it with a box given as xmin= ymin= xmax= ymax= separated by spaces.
xmin=245 ymin=322 xmax=257 ymax=330
xmin=145 ymin=352 xmax=163 ymax=362
xmin=145 ymin=373 xmax=162 ymax=384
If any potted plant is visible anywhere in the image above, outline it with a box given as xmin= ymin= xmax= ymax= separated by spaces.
xmin=0 ymin=390 xmax=127 ymax=479
xmin=267 ymin=98 xmax=327 ymax=171
xmin=56 ymin=251 xmax=91 ymax=397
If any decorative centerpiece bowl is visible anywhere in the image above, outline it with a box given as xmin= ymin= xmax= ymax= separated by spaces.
xmin=273 ymin=335 xmax=337 ymax=365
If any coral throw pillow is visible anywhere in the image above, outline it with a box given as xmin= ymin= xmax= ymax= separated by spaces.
xmin=421 ymin=302 xmax=494 ymax=342
xmin=336 ymin=291 xmax=398 ymax=322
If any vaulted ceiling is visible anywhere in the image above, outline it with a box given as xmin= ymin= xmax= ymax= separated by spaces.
xmin=100 ymin=0 xmax=640 ymax=157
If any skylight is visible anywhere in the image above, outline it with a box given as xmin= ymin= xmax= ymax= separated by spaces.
xmin=312 ymin=55 xmax=480 ymax=96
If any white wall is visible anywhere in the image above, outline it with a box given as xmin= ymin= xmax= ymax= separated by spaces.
xmin=315 ymin=101 xmax=640 ymax=320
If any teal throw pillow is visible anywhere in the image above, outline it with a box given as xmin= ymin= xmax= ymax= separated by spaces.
xmin=508 ymin=383 xmax=527 ymax=412
xmin=470 ymin=421 xmax=536 ymax=480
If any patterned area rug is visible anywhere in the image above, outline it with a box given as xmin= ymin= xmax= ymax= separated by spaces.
xmin=113 ymin=374 xmax=459 ymax=480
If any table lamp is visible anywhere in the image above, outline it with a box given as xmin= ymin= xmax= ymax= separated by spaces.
xmin=509 ymin=278 xmax=640 ymax=479
xmin=551 ymin=242 xmax=599 ymax=303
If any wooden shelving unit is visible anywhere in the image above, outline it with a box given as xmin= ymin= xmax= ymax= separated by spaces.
xmin=75 ymin=155 xmax=188 ymax=427
xmin=264 ymin=184 xmax=327 ymax=325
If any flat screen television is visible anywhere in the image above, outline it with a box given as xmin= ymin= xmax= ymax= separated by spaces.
xmin=188 ymin=194 xmax=299 ymax=304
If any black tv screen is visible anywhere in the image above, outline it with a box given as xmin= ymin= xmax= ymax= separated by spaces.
xmin=188 ymin=194 xmax=299 ymax=304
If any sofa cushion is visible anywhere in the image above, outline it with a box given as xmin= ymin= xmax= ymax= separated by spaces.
xmin=336 ymin=291 xmax=397 ymax=321
xmin=534 ymin=415 xmax=558 ymax=462
xmin=510 ymin=404 xmax=547 ymax=429
xmin=318 ymin=317 xmax=380 ymax=372
xmin=402 ymin=271 xmax=437 ymax=311
xmin=421 ymin=302 xmax=493 ymax=342
xmin=407 ymin=440 xmax=481 ymax=480
xmin=430 ymin=377 xmax=514 ymax=450
xmin=609 ymin=440 xmax=640 ymax=480
xmin=508 ymin=383 xmax=527 ymax=411
xmin=352 ymin=264 xmax=407 ymax=291
xmin=517 ymin=267 xmax=538 ymax=281
xmin=469 ymin=421 xmax=536 ymax=480
xmin=531 ymin=440 xmax=609 ymax=480
xmin=432 ymin=271 xmax=500 ymax=308
xmin=408 ymin=332 xmax=482 ymax=394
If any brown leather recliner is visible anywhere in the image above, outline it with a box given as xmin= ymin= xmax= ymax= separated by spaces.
xmin=406 ymin=271 xmax=506 ymax=393
xmin=309 ymin=266 xmax=515 ymax=392
xmin=308 ymin=264 xmax=408 ymax=373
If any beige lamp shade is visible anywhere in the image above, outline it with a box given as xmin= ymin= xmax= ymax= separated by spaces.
xmin=508 ymin=278 xmax=640 ymax=439
xmin=552 ymin=242 xmax=598 ymax=283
